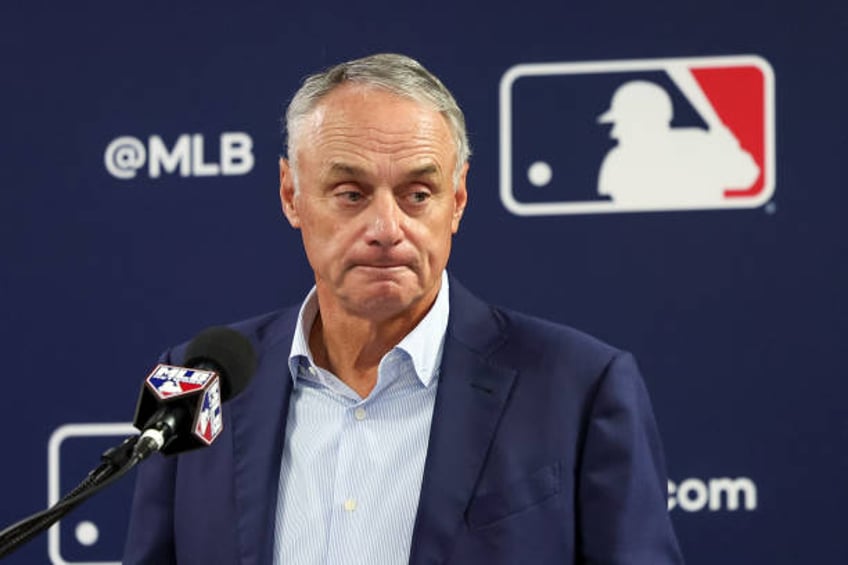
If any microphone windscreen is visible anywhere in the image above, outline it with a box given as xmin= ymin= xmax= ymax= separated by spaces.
xmin=183 ymin=326 xmax=256 ymax=401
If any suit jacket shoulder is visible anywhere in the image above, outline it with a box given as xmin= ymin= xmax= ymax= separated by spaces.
xmin=410 ymin=277 xmax=683 ymax=564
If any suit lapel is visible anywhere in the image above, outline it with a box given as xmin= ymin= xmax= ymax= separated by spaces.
xmin=222 ymin=281 xmax=515 ymax=565
xmin=228 ymin=310 xmax=297 ymax=565
xmin=409 ymin=278 xmax=517 ymax=565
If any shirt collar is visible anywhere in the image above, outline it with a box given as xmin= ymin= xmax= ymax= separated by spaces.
xmin=288 ymin=271 xmax=450 ymax=388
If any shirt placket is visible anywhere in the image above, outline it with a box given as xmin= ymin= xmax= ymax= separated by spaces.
xmin=325 ymin=396 xmax=372 ymax=564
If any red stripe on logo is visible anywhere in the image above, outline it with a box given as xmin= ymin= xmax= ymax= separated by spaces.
xmin=692 ymin=66 xmax=766 ymax=198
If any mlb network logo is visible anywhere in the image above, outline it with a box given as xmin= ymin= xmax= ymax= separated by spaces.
xmin=195 ymin=379 xmax=223 ymax=444
xmin=146 ymin=364 xmax=215 ymax=399
xmin=144 ymin=363 xmax=223 ymax=446
xmin=499 ymin=55 xmax=775 ymax=215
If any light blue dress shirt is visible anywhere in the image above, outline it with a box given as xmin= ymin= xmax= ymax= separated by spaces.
xmin=272 ymin=273 xmax=449 ymax=565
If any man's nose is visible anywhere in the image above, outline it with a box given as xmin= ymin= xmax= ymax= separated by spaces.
xmin=365 ymin=191 xmax=403 ymax=247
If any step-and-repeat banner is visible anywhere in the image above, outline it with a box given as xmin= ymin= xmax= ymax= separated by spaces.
xmin=2 ymin=2 xmax=845 ymax=564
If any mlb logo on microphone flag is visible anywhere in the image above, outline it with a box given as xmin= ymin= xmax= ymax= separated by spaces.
xmin=146 ymin=364 xmax=216 ymax=399
xmin=499 ymin=55 xmax=775 ymax=215
xmin=140 ymin=364 xmax=225 ymax=449
xmin=194 ymin=379 xmax=223 ymax=445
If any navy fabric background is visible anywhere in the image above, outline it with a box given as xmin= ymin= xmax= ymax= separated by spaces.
xmin=1 ymin=1 xmax=845 ymax=563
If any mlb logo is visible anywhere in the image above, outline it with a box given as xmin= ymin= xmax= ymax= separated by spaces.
xmin=194 ymin=379 xmax=223 ymax=445
xmin=146 ymin=364 xmax=215 ymax=399
xmin=48 ymin=422 xmax=138 ymax=565
xmin=499 ymin=55 xmax=775 ymax=215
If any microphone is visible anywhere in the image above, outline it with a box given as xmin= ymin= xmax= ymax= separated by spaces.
xmin=132 ymin=326 xmax=256 ymax=459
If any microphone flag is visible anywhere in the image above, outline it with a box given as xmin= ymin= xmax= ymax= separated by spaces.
xmin=136 ymin=364 xmax=224 ymax=450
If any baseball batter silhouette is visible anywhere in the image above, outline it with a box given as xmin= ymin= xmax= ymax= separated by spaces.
xmin=597 ymin=80 xmax=760 ymax=207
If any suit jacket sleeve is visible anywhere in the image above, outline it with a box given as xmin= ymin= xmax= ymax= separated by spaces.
xmin=123 ymin=452 xmax=178 ymax=565
xmin=578 ymin=351 xmax=683 ymax=563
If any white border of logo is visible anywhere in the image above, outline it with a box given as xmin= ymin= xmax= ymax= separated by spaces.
xmin=499 ymin=55 xmax=776 ymax=216
xmin=47 ymin=422 xmax=136 ymax=565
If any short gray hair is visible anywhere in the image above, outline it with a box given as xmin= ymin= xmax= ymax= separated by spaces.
xmin=284 ymin=53 xmax=471 ymax=185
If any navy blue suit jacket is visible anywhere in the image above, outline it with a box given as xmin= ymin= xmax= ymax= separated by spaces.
xmin=124 ymin=278 xmax=683 ymax=564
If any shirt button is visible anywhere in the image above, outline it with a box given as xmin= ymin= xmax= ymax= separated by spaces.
xmin=307 ymin=366 xmax=317 ymax=376
xmin=354 ymin=407 xmax=367 ymax=421
xmin=343 ymin=498 xmax=357 ymax=512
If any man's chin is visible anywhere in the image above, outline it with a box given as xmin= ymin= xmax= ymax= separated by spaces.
xmin=339 ymin=282 xmax=429 ymax=322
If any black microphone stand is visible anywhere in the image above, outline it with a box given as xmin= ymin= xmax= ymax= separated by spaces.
xmin=0 ymin=435 xmax=141 ymax=559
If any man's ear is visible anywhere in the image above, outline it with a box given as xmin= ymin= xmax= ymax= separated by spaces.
xmin=279 ymin=157 xmax=301 ymax=228
xmin=451 ymin=162 xmax=469 ymax=234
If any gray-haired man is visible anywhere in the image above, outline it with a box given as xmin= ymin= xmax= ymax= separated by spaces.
xmin=124 ymin=53 xmax=683 ymax=565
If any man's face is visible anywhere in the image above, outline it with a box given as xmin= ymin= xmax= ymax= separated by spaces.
xmin=280 ymin=84 xmax=467 ymax=323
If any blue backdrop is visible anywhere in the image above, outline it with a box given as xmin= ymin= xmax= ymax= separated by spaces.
xmin=2 ymin=1 xmax=846 ymax=563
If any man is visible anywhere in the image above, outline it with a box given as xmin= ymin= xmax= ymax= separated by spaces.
xmin=124 ymin=53 xmax=684 ymax=564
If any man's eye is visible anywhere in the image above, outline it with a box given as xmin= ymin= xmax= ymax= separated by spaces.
xmin=408 ymin=191 xmax=431 ymax=204
xmin=339 ymin=191 xmax=363 ymax=202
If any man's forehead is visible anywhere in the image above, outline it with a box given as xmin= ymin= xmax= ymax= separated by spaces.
xmin=318 ymin=82 xmax=424 ymax=110
xmin=324 ymin=160 xmax=443 ymax=179
xmin=293 ymin=86 xmax=455 ymax=171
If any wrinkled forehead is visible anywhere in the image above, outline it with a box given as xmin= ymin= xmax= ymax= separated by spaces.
xmin=305 ymin=84 xmax=441 ymax=129
xmin=286 ymin=83 xmax=467 ymax=190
